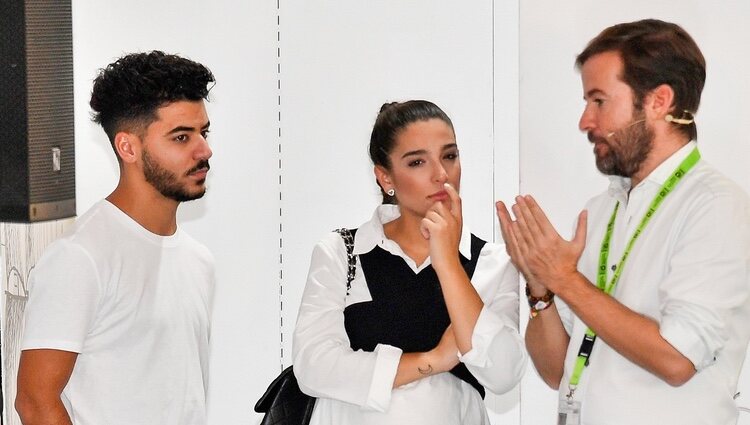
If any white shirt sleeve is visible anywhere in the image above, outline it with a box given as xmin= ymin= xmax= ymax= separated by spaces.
xmin=21 ymin=239 xmax=102 ymax=353
xmin=458 ymin=243 xmax=528 ymax=395
xmin=658 ymin=191 xmax=750 ymax=371
xmin=292 ymin=232 xmax=402 ymax=412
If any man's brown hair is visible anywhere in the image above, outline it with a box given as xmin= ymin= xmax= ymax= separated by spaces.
xmin=577 ymin=19 xmax=706 ymax=141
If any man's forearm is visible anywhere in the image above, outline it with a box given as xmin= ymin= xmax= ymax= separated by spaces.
xmin=553 ymin=272 xmax=696 ymax=386
xmin=16 ymin=349 xmax=77 ymax=425
xmin=525 ymin=303 xmax=569 ymax=389
xmin=16 ymin=395 xmax=73 ymax=425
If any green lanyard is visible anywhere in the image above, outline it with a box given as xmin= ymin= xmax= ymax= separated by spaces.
xmin=567 ymin=147 xmax=701 ymax=397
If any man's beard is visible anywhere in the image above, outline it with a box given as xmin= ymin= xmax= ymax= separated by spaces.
xmin=142 ymin=150 xmax=209 ymax=202
xmin=589 ymin=114 xmax=654 ymax=178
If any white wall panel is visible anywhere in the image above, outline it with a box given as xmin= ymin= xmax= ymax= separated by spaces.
xmin=491 ymin=0 xmax=522 ymax=422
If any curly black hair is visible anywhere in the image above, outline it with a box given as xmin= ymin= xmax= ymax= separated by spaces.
xmin=90 ymin=50 xmax=215 ymax=143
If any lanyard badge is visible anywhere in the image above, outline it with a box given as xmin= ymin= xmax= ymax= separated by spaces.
xmin=558 ymin=398 xmax=582 ymax=425
xmin=562 ymin=147 xmax=701 ymax=412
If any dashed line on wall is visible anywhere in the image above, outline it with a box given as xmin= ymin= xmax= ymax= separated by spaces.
xmin=276 ymin=0 xmax=284 ymax=373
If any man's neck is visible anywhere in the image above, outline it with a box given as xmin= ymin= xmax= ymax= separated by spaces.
xmin=629 ymin=135 xmax=691 ymax=189
xmin=107 ymin=182 xmax=179 ymax=236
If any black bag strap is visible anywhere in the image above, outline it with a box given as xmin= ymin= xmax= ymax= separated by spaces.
xmin=333 ymin=228 xmax=357 ymax=294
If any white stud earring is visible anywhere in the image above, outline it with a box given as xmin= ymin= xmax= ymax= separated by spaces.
xmin=386 ymin=189 xmax=395 ymax=196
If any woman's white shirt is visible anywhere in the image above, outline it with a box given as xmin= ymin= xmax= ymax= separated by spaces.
xmin=292 ymin=205 xmax=526 ymax=425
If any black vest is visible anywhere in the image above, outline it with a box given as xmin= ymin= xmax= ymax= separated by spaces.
xmin=344 ymin=230 xmax=487 ymax=398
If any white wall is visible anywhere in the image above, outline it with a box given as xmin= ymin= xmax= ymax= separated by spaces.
xmin=519 ymin=1 xmax=750 ymax=423
xmin=49 ymin=1 xmax=750 ymax=424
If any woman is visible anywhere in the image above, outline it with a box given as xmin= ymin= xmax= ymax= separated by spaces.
xmin=292 ymin=100 xmax=526 ymax=424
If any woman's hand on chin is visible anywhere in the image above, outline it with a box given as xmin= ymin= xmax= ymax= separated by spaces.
xmin=421 ymin=183 xmax=462 ymax=267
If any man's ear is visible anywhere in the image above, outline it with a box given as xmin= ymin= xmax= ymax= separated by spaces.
xmin=113 ymin=132 xmax=140 ymax=164
xmin=645 ymin=84 xmax=676 ymax=120
xmin=374 ymin=165 xmax=392 ymax=192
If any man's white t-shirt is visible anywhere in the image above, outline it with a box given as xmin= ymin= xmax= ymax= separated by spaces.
xmin=22 ymin=200 xmax=215 ymax=425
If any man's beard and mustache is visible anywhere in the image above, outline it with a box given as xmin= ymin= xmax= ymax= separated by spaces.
xmin=142 ymin=150 xmax=210 ymax=202
xmin=588 ymin=113 xmax=654 ymax=178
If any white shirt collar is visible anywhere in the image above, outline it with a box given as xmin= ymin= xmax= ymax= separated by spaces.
xmin=608 ymin=140 xmax=698 ymax=201
xmin=353 ymin=204 xmax=473 ymax=260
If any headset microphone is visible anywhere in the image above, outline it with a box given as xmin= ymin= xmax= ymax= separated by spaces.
xmin=665 ymin=113 xmax=695 ymax=125
xmin=606 ymin=119 xmax=646 ymax=138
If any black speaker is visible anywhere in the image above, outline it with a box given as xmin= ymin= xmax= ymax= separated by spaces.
xmin=0 ymin=0 xmax=75 ymax=222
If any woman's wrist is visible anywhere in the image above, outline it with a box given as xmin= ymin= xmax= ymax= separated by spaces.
xmin=428 ymin=343 xmax=460 ymax=374
xmin=418 ymin=351 xmax=438 ymax=375
xmin=431 ymin=254 xmax=463 ymax=276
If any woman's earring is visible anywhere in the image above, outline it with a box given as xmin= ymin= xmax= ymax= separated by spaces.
xmin=386 ymin=189 xmax=395 ymax=196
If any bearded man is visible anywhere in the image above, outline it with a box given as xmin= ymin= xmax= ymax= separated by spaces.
xmin=497 ymin=19 xmax=750 ymax=425
xmin=16 ymin=51 xmax=216 ymax=425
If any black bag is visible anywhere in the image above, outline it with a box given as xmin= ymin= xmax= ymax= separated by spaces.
xmin=254 ymin=229 xmax=357 ymax=425
xmin=254 ymin=365 xmax=315 ymax=425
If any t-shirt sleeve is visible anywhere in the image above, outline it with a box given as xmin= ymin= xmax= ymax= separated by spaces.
xmin=21 ymin=239 xmax=102 ymax=353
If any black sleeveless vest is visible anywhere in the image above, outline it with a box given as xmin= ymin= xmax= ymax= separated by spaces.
xmin=344 ymin=230 xmax=487 ymax=398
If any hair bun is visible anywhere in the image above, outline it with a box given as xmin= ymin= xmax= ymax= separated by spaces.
xmin=379 ymin=102 xmax=399 ymax=114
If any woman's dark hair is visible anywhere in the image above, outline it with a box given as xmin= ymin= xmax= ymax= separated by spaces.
xmin=90 ymin=50 xmax=215 ymax=147
xmin=576 ymin=19 xmax=705 ymax=141
xmin=369 ymin=100 xmax=454 ymax=204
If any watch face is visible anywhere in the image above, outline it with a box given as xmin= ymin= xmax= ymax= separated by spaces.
xmin=534 ymin=300 xmax=548 ymax=310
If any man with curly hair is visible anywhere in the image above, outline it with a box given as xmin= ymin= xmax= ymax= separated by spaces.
xmin=16 ymin=51 xmax=216 ymax=425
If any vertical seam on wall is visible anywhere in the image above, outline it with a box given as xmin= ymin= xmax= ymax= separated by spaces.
xmin=516 ymin=1 xmax=522 ymax=197
xmin=276 ymin=0 xmax=284 ymax=374
xmin=515 ymin=1 xmax=523 ymax=421
xmin=491 ymin=0 xmax=496 ymax=243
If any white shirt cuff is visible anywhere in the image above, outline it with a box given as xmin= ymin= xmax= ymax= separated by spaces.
xmin=363 ymin=343 xmax=402 ymax=411
xmin=458 ymin=305 xmax=510 ymax=368
xmin=660 ymin=308 xmax=722 ymax=371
